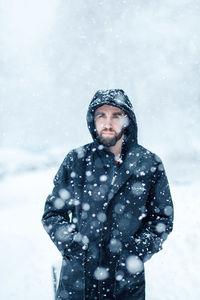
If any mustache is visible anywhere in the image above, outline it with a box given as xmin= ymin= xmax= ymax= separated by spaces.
xmin=101 ymin=129 xmax=116 ymax=133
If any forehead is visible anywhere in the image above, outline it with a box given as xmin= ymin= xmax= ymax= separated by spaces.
xmin=95 ymin=104 xmax=124 ymax=114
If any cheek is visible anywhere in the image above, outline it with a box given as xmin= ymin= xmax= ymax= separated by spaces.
xmin=95 ymin=121 xmax=103 ymax=133
xmin=120 ymin=116 xmax=129 ymax=128
xmin=113 ymin=121 xmax=123 ymax=133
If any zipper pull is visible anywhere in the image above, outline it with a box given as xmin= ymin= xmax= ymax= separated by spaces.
xmin=111 ymin=175 xmax=116 ymax=185
xmin=68 ymin=210 xmax=73 ymax=223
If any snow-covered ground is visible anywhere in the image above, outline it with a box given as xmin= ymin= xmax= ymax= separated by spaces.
xmin=0 ymin=149 xmax=200 ymax=299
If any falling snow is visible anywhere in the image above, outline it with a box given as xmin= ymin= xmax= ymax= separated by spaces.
xmin=99 ymin=175 xmax=108 ymax=182
xmin=53 ymin=198 xmax=65 ymax=209
xmin=58 ymin=188 xmax=70 ymax=200
xmin=1 ymin=1 xmax=200 ymax=299
xmin=126 ymin=255 xmax=144 ymax=274
xmin=94 ymin=267 xmax=109 ymax=281
xmin=131 ymin=182 xmax=146 ymax=196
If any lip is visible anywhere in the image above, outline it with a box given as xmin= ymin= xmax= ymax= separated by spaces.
xmin=102 ymin=132 xmax=115 ymax=136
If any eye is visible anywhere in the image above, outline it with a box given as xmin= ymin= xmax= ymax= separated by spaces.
xmin=95 ymin=112 xmax=104 ymax=119
xmin=113 ymin=113 xmax=123 ymax=119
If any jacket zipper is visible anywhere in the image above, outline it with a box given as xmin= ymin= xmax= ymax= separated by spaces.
xmin=111 ymin=163 xmax=117 ymax=186
xmin=97 ymin=163 xmax=118 ymax=299
xmin=111 ymin=174 xmax=116 ymax=185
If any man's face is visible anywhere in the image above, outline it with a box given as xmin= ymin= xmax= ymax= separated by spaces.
xmin=94 ymin=104 xmax=129 ymax=147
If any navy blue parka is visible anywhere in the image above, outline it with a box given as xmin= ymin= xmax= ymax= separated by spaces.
xmin=42 ymin=89 xmax=174 ymax=300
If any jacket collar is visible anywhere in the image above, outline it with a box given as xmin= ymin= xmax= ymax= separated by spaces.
xmin=93 ymin=141 xmax=141 ymax=202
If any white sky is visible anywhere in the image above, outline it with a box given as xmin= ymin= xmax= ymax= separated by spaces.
xmin=0 ymin=0 xmax=200 ymax=158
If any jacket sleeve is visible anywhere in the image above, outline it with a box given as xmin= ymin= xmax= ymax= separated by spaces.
xmin=132 ymin=159 xmax=174 ymax=262
xmin=41 ymin=151 xmax=82 ymax=258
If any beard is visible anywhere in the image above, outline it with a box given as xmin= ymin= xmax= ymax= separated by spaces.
xmin=96 ymin=128 xmax=124 ymax=147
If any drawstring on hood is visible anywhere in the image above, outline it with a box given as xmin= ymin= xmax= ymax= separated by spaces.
xmin=86 ymin=89 xmax=138 ymax=147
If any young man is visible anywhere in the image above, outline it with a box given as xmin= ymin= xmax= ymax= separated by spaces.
xmin=42 ymin=89 xmax=174 ymax=300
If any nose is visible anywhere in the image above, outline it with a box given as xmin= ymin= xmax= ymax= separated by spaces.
xmin=103 ymin=116 xmax=112 ymax=129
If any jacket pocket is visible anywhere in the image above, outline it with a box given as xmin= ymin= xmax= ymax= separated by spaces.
xmin=114 ymin=250 xmax=145 ymax=296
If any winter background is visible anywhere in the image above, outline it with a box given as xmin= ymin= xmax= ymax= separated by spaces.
xmin=0 ymin=0 xmax=200 ymax=299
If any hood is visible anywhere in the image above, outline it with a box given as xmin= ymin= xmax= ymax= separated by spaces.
xmin=87 ymin=89 xmax=138 ymax=146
